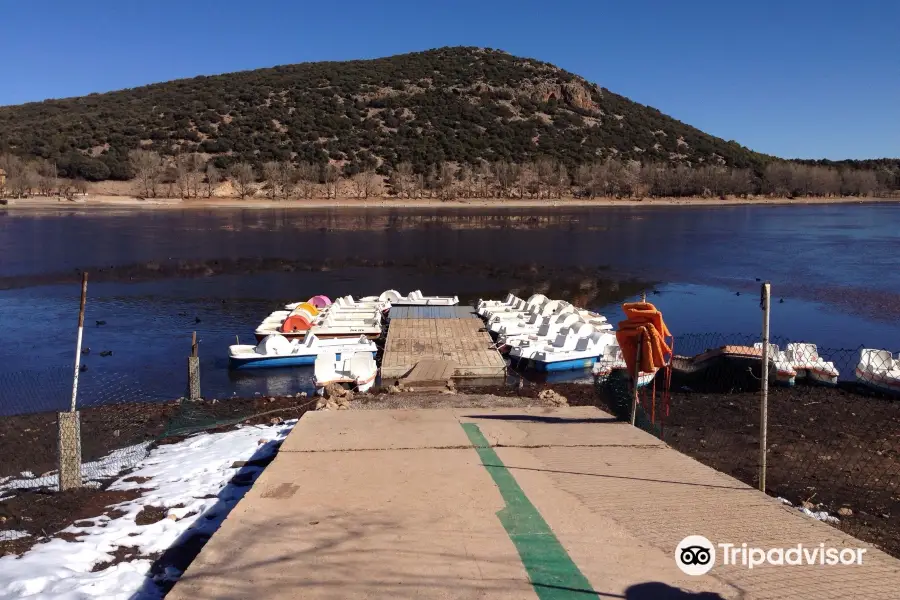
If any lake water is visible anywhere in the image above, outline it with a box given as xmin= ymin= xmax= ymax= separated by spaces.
xmin=1 ymin=203 xmax=898 ymax=414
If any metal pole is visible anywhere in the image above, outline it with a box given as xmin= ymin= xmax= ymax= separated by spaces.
xmin=631 ymin=331 xmax=643 ymax=426
xmin=70 ymin=272 xmax=88 ymax=412
xmin=759 ymin=282 xmax=771 ymax=492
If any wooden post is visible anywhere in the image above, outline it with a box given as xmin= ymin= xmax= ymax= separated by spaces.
xmin=59 ymin=272 xmax=88 ymax=491
xmin=759 ymin=282 xmax=771 ymax=493
xmin=631 ymin=330 xmax=643 ymax=426
xmin=188 ymin=331 xmax=201 ymax=401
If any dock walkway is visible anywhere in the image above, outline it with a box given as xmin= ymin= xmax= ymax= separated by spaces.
xmin=170 ymin=404 xmax=900 ymax=600
xmin=380 ymin=305 xmax=506 ymax=381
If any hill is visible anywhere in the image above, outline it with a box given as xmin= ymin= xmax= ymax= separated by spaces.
xmin=0 ymin=47 xmax=769 ymax=179
xmin=0 ymin=47 xmax=897 ymax=200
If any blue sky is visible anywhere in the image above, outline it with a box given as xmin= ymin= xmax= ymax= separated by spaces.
xmin=1 ymin=0 xmax=897 ymax=160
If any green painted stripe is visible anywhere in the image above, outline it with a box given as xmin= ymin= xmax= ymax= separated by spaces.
xmin=461 ymin=423 xmax=598 ymax=599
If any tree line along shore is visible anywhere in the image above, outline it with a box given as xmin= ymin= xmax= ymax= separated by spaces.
xmin=1 ymin=150 xmax=898 ymax=202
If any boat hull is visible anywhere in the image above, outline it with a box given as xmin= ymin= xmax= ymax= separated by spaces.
xmin=255 ymin=331 xmax=380 ymax=343
xmin=855 ymin=367 xmax=900 ymax=395
xmin=231 ymin=350 xmax=377 ymax=371
xmin=510 ymin=355 xmax=597 ymax=372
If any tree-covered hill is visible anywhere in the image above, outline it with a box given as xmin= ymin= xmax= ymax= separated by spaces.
xmin=0 ymin=47 xmax=772 ymax=180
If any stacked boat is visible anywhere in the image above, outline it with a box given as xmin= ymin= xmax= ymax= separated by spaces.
xmin=477 ymin=293 xmax=618 ymax=373
xmin=233 ymin=289 xmax=461 ymax=393
xmin=256 ymin=296 xmax=384 ymax=342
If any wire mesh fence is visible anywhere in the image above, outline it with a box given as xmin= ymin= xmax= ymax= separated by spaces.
xmin=596 ymin=332 xmax=900 ymax=557
xmin=0 ymin=365 xmax=318 ymax=547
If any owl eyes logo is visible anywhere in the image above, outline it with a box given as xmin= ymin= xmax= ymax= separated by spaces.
xmin=680 ymin=546 xmax=712 ymax=566
xmin=675 ymin=536 xmax=716 ymax=575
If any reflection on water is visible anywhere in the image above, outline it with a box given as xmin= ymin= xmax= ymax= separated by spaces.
xmin=1 ymin=203 xmax=899 ymax=410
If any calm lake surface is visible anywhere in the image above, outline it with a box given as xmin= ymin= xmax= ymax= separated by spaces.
xmin=1 ymin=203 xmax=898 ymax=413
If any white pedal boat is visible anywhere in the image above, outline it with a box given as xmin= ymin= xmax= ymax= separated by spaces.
xmin=855 ymin=349 xmax=900 ymax=395
xmin=482 ymin=294 xmax=546 ymax=320
xmin=382 ymin=289 xmax=460 ymax=306
xmin=257 ymin=303 xmax=382 ymax=341
xmin=476 ymin=294 xmax=522 ymax=316
xmin=486 ymin=297 xmax=566 ymax=328
xmin=752 ymin=343 xmax=799 ymax=386
xmin=510 ymin=329 xmax=617 ymax=372
xmin=498 ymin=310 xmax=611 ymax=342
xmin=592 ymin=343 xmax=656 ymax=387
xmin=229 ymin=334 xmax=376 ymax=370
xmin=498 ymin=313 xmax=586 ymax=352
xmin=314 ymin=350 xmax=378 ymax=393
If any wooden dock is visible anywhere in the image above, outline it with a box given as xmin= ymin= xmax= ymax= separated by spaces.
xmin=381 ymin=306 xmax=507 ymax=381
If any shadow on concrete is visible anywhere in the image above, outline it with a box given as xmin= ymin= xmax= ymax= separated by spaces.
xmin=485 ymin=463 xmax=749 ymax=491
xmin=462 ymin=413 xmax=620 ymax=424
xmin=626 ymin=582 xmax=727 ymax=599
xmin=131 ymin=429 xmax=291 ymax=599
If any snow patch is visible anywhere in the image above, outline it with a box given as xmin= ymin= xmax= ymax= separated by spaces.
xmin=0 ymin=420 xmax=296 ymax=600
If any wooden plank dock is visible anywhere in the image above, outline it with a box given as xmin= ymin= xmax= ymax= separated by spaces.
xmin=381 ymin=306 xmax=507 ymax=381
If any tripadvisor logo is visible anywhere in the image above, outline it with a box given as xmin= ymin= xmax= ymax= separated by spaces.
xmin=675 ymin=535 xmax=867 ymax=575
xmin=676 ymin=536 xmax=716 ymax=575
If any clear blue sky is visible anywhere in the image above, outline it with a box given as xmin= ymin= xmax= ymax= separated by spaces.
xmin=1 ymin=0 xmax=897 ymax=160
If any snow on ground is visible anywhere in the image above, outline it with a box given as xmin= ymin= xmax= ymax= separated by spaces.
xmin=0 ymin=420 xmax=296 ymax=600
xmin=0 ymin=444 xmax=152 ymax=501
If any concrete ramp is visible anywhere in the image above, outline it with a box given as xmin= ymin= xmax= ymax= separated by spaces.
xmin=170 ymin=407 xmax=900 ymax=600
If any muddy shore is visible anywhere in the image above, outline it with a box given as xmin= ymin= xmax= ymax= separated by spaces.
xmin=5 ymin=194 xmax=897 ymax=211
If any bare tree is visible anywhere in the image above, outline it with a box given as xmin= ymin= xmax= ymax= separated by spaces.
xmin=393 ymin=162 xmax=414 ymax=198
xmin=763 ymin=163 xmax=794 ymax=197
xmin=277 ymin=161 xmax=297 ymax=199
xmin=229 ymin=162 xmax=256 ymax=199
xmin=296 ymin=162 xmax=317 ymax=198
xmin=206 ymin=165 xmax=221 ymax=198
xmin=361 ymin=170 xmax=379 ymax=199
xmin=262 ymin=161 xmax=280 ymax=199
xmin=535 ymin=157 xmax=556 ymax=198
xmin=456 ymin=164 xmax=472 ymax=198
xmin=554 ymin=163 xmax=569 ymax=199
xmin=518 ymin=162 xmax=537 ymax=198
xmin=36 ymin=159 xmax=58 ymax=196
xmin=323 ymin=164 xmax=340 ymax=199
xmin=411 ymin=172 xmax=424 ymax=199
xmin=491 ymin=162 xmax=506 ymax=198
xmin=574 ymin=164 xmax=593 ymax=198
xmin=175 ymin=153 xmax=204 ymax=199
xmin=349 ymin=172 xmax=366 ymax=199
xmin=476 ymin=162 xmax=493 ymax=198
xmin=128 ymin=150 xmax=164 ymax=198
xmin=73 ymin=178 xmax=89 ymax=196
xmin=438 ymin=162 xmax=457 ymax=200
xmin=0 ymin=154 xmax=24 ymax=197
xmin=425 ymin=164 xmax=439 ymax=198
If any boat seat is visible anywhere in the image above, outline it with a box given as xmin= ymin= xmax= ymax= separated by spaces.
xmin=575 ymin=337 xmax=590 ymax=352
xmin=860 ymin=349 xmax=893 ymax=370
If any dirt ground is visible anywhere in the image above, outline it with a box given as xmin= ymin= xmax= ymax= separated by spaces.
xmin=0 ymin=395 xmax=318 ymax=480
xmin=2 ymin=381 xmax=898 ymax=562
xmin=0 ymin=394 xmax=315 ymax=557
xmin=663 ymin=384 xmax=900 ymax=557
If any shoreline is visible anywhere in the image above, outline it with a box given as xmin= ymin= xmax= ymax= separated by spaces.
xmin=2 ymin=194 xmax=897 ymax=211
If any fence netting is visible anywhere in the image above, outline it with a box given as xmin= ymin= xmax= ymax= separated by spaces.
xmin=592 ymin=332 xmax=899 ymax=557
xmin=0 ymin=366 xmax=316 ymax=548
xmin=2 ymin=333 xmax=898 ymax=559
